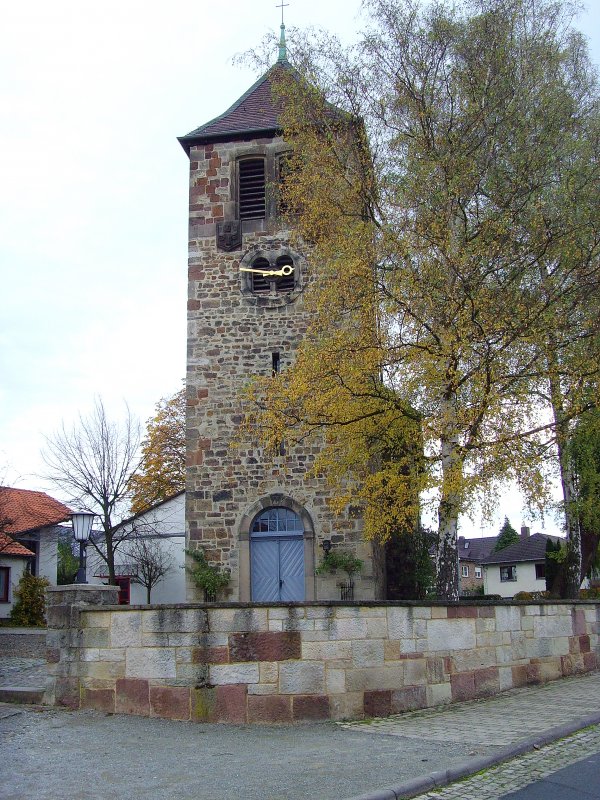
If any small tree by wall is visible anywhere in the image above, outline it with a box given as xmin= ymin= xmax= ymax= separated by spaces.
xmin=385 ymin=527 xmax=435 ymax=601
xmin=126 ymin=534 xmax=174 ymax=603
xmin=10 ymin=571 xmax=49 ymax=626
xmin=57 ymin=538 xmax=78 ymax=585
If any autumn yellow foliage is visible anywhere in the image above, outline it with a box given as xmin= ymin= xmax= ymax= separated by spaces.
xmin=244 ymin=0 xmax=600 ymax=600
xmin=129 ymin=387 xmax=186 ymax=514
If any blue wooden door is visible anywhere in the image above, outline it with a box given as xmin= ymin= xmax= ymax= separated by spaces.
xmin=250 ymin=508 xmax=305 ymax=601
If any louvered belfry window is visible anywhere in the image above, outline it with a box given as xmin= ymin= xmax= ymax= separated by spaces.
xmin=275 ymin=255 xmax=295 ymax=292
xmin=250 ymin=257 xmax=271 ymax=294
xmin=239 ymin=158 xmax=266 ymax=219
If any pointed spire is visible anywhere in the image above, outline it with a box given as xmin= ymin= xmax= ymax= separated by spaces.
xmin=276 ymin=1 xmax=289 ymax=62
xmin=278 ymin=22 xmax=287 ymax=62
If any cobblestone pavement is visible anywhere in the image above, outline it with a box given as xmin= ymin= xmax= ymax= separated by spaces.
xmin=1 ymin=657 xmax=600 ymax=799
xmin=0 ymin=658 xmax=49 ymax=688
xmin=411 ymin=723 xmax=600 ymax=800
xmin=339 ymin=670 xmax=600 ymax=747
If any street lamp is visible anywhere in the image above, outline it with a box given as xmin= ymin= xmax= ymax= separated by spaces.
xmin=72 ymin=511 xmax=95 ymax=584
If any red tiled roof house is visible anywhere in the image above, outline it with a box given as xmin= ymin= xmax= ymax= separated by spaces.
xmin=0 ymin=487 xmax=71 ymax=617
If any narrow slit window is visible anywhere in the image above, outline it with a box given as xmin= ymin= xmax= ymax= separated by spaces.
xmin=239 ymin=158 xmax=266 ymax=220
xmin=272 ymin=352 xmax=281 ymax=376
xmin=277 ymin=152 xmax=293 ymax=216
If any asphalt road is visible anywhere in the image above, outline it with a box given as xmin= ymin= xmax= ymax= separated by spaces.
xmin=0 ymin=702 xmax=490 ymax=800
xmin=499 ymin=752 xmax=600 ymax=800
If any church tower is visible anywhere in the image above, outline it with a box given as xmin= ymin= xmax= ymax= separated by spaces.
xmin=179 ymin=30 xmax=381 ymax=602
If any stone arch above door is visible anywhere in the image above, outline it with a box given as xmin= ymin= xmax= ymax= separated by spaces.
xmin=238 ymin=496 xmax=315 ymax=602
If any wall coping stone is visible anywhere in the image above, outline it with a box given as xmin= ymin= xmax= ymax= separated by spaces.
xmin=47 ymin=585 xmax=119 ymax=595
xmin=80 ymin=598 xmax=600 ymax=613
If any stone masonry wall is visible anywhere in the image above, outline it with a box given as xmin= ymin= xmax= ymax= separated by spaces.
xmin=46 ymin=590 xmax=600 ymax=723
xmin=45 ymin=584 xmax=120 ymax=708
xmin=185 ymin=137 xmax=374 ymax=602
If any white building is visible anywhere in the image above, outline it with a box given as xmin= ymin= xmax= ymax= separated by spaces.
xmin=88 ymin=492 xmax=185 ymax=605
xmin=481 ymin=530 xmax=561 ymax=598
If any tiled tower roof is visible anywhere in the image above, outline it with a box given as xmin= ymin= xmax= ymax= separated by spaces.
xmin=178 ymin=61 xmax=293 ymax=154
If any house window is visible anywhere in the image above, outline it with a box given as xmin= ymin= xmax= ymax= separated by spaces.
xmin=500 ymin=565 xmax=517 ymax=582
xmin=535 ymin=563 xmax=545 ymax=580
xmin=239 ymin=158 xmax=266 ymax=219
xmin=461 ymin=565 xmax=469 ymax=578
xmin=475 ymin=566 xmax=482 ymax=579
xmin=0 ymin=567 xmax=9 ymax=602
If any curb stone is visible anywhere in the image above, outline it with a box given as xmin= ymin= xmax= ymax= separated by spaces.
xmin=345 ymin=712 xmax=600 ymax=800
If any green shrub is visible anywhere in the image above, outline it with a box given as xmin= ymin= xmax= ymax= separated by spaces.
xmin=10 ymin=571 xmax=50 ymax=626
xmin=57 ymin=540 xmax=79 ymax=585
xmin=513 ymin=590 xmax=549 ymax=602
xmin=186 ymin=549 xmax=230 ymax=600
xmin=579 ymin=587 xmax=600 ymax=600
xmin=316 ymin=550 xmax=363 ymax=578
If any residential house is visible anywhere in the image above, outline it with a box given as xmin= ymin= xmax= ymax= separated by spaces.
xmin=481 ymin=528 xmax=560 ymax=597
xmin=457 ymin=535 xmax=497 ymax=595
xmin=0 ymin=487 xmax=72 ymax=588
xmin=0 ymin=532 xmax=36 ymax=618
xmin=88 ymin=491 xmax=185 ymax=605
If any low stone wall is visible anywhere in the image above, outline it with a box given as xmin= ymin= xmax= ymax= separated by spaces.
xmin=0 ymin=627 xmax=47 ymax=657
xmin=45 ymin=587 xmax=600 ymax=723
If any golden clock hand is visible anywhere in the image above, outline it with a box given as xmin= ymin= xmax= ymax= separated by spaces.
xmin=239 ymin=265 xmax=294 ymax=277
xmin=240 ymin=267 xmax=284 ymax=276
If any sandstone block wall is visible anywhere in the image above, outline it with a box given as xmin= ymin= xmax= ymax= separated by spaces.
xmin=46 ymin=590 xmax=600 ymax=723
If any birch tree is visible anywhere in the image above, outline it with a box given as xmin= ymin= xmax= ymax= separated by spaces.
xmin=245 ymin=0 xmax=600 ymax=600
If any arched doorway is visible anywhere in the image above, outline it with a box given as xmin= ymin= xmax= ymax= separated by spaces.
xmin=250 ymin=507 xmax=305 ymax=601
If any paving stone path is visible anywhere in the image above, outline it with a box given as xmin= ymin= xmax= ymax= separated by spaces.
xmin=339 ymin=670 xmax=600 ymax=747
xmin=412 ymin=723 xmax=600 ymax=800
xmin=0 ymin=658 xmax=49 ymax=688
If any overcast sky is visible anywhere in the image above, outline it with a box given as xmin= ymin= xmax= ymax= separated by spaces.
xmin=1 ymin=0 xmax=599 ymax=536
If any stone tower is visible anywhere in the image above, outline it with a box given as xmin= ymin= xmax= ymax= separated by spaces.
xmin=179 ymin=34 xmax=381 ymax=602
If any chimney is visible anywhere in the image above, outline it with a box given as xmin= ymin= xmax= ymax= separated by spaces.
xmin=520 ymin=526 xmax=530 ymax=539
xmin=458 ymin=536 xmax=465 ymax=549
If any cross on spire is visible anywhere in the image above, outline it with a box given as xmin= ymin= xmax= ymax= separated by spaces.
xmin=276 ymin=1 xmax=289 ymax=62
xmin=276 ymin=0 xmax=289 ymax=25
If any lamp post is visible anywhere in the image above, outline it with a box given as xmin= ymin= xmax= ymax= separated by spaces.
xmin=72 ymin=511 xmax=95 ymax=584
